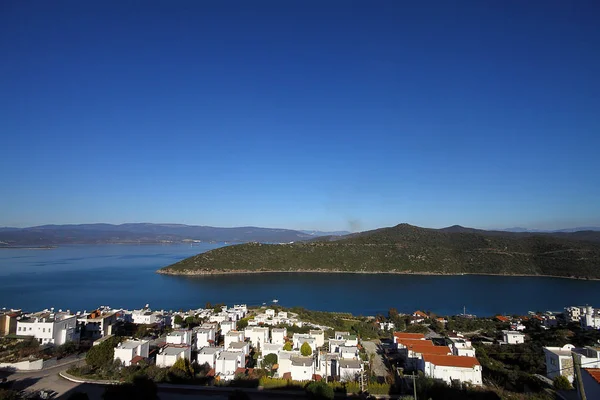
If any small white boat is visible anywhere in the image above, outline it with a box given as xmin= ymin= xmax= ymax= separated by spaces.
xmin=272 ymin=299 xmax=279 ymax=303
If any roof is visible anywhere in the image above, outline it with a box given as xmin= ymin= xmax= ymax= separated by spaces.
xmin=130 ymin=355 xmax=145 ymax=365
xmin=234 ymin=367 xmax=256 ymax=377
xmin=291 ymin=357 xmax=313 ymax=367
xmin=407 ymin=344 xmax=452 ymax=356
xmin=199 ymin=346 xmax=222 ymax=354
xmin=496 ymin=315 xmax=510 ymax=322
xmin=422 ymin=354 xmax=480 ymax=368
xmin=397 ymin=339 xmax=434 ymax=347
xmin=229 ymin=342 xmax=248 ymax=349
xmin=119 ymin=340 xmax=147 ymax=349
xmin=162 ymin=346 xmax=189 ymax=356
xmin=340 ymin=359 xmax=362 ymax=369
xmin=585 ymin=369 xmax=600 ymax=384
xmin=413 ymin=311 xmax=428 ymax=318
xmin=394 ymin=332 xmax=425 ymax=340
xmin=282 ymin=372 xmax=292 ymax=380
xmin=219 ymin=351 xmax=243 ymax=360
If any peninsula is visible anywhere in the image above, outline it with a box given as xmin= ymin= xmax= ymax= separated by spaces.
xmin=157 ymin=223 xmax=600 ymax=280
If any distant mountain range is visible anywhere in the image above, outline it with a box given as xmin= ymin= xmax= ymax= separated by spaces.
xmin=0 ymin=223 xmax=349 ymax=246
xmin=501 ymin=227 xmax=600 ymax=233
xmin=159 ymin=223 xmax=600 ymax=280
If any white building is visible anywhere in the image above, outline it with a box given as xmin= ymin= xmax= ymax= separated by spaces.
xmin=113 ymin=339 xmax=149 ymax=366
xmin=194 ymin=328 xmax=213 ymax=348
xmin=131 ymin=308 xmax=161 ymax=325
xmin=220 ymin=320 xmax=236 ymax=336
xmin=583 ymin=306 xmax=600 ymax=329
xmin=244 ymin=327 xmax=269 ymax=348
xmin=339 ymin=345 xmax=359 ymax=360
xmin=503 ymin=330 xmax=525 ymax=345
xmin=166 ymin=329 xmax=193 ymax=346
xmin=565 ymin=306 xmax=582 ymax=323
xmin=77 ymin=310 xmax=117 ymax=340
xmin=216 ymin=351 xmax=245 ymax=380
xmin=277 ymin=311 xmax=288 ymax=319
xmin=156 ymin=344 xmax=192 ymax=368
xmin=265 ymin=309 xmax=276 ymax=318
xmin=16 ymin=311 xmax=77 ymax=346
xmin=544 ymin=346 xmax=600 ymax=383
xmin=228 ymin=341 xmax=250 ymax=357
xmin=421 ymin=354 xmax=482 ymax=386
xmin=277 ymin=350 xmax=300 ymax=377
xmin=339 ymin=359 xmax=363 ymax=382
xmin=197 ymin=346 xmax=222 ymax=370
xmin=224 ymin=331 xmax=244 ymax=349
xmin=329 ymin=339 xmax=345 ymax=354
xmin=271 ymin=328 xmax=286 ymax=345
xmin=309 ymin=330 xmax=325 ymax=348
xmin=290 ymin=356 xmax=314 ymax=381
xmin=262 ymin=342 xmax=282 ymax=357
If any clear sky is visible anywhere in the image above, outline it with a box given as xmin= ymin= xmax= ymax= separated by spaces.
xmin=1 ymin=1 xmax=599 ymax=232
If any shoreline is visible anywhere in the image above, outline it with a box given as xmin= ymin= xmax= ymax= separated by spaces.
xmin=156 ymin=268 xmax=600 ymax=281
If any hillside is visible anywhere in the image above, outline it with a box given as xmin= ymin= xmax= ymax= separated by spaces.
xmin=158 ymin=223 xmax=600 ymax=279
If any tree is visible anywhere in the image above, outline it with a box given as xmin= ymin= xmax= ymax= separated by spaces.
xmin=173 ymin=315 xmax=184 ymax=327
xmin=306 ymin=381 xmax=334 ymax=400
xmin=405 ymin=324 xmax=428 ymax=334
xmin=262 ymin=353 xmax=278 ymax=374
xmin=283 ymin=341 xmax=293 ymax=351
xmin=553 ymin=375 xmax=573 ymax=390
xmin=237 ymin=318 xmax=249 ymax=331
xmin=86 ymin=336 xmax=119 ymax=369
xmin=300 ymin=342 xmax=312 ymax=356
xmin=170 ymin=357 xmax=194 ymax=378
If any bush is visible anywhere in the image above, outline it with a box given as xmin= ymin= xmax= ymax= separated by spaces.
xmin=86 ymin=336 xmax=120 ymax=369
xmin=553 ymin=375 xmax=573 ymax=390
xmin=306 ymin=381 xmax=334 ymax=400
xmin=300 ymin=342 xmax=313 ymax=356
xmin=283 ymin=341 xmax=293 ymax=351
xmin=367 ymin=382 xmax=391 ymax=394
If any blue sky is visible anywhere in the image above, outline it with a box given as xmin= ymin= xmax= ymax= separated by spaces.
xmin=1 ymin=1 xmax=599 ymax=231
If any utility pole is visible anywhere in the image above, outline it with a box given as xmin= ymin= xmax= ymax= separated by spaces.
xmin=572 ymin=352 xmax=587 ymax=400
xmin=412 ymin=371 xmax=418 ymax=400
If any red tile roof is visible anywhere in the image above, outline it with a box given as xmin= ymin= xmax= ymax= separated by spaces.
xmin=397 ymin=339 xmax=434 ymax=347
xmin=394 ymin=332 xmax=426 ymax=340
xmin=407 ymin=344 xmax=452 ymax=356
xmin=206 ymin=368 xmax=215 ymax=377
xmin=586 ymin=368 xmax=600 ymax=384
xmin=496 ymin=315 xmax=510 ymax=323
xmin=413 ymin=311 xmax=428 ymax=318
xmin=312 ymin=374 xmax=322 ymax=381
xmin=130 ymin=356 xmax=145 ymax=365
xmin=422 ymin=354 xmax=480 ymax=368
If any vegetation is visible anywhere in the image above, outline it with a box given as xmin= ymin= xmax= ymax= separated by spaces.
xmin=159 ymin=223 xmax=600 ymax=279
xmin=306 ymin=381 xmax=334 ymax=400
xmin=283 ymin=341 xmax=293 ymax=351
xmin=262 ymin=353 xmax=277 ymax=374
xmin=553 ymin=375 xmax=572 ymax=390
xmin=300 ymin=342 xmax=313 ymax=356
xmin=86 ymin=336 xmax=120 ymax=369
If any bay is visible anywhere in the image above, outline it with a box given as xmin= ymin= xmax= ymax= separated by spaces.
xmin=1 ymin=244 xmax=600 ymax=316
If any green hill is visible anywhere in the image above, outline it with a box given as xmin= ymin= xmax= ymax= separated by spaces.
xmin=157 ymin=224 xmax=600 ymax=279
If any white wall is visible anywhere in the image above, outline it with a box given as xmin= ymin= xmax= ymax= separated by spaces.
xmin=424 ymin=363 xmax=482 ymax=386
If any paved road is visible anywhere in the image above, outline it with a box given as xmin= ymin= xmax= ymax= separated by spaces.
xmin=362 ymin=340 xmax=389 ymax=379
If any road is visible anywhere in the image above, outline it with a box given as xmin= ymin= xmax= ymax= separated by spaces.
xmin=361 ymin=340 xmax=389 ymax=379
xmin=5 ymin=361 xmax=305 ymax=400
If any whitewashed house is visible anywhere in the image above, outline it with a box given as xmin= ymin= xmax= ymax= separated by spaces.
xmin=290 ymin=356 xmax=315 ymax=381
xmin=77 ymin=310 xmax=117 ymax=340
xmin=228 ymin=341 xmax=250 ymax=357
xmin=565 ymin=306 xmax=582 ymax=323
xmin=194 ymin=328 xmax=212 ymax=349
xmin=339 ymin=359 xmax=363 ymax=382
xmin=421 ymin=354 xmax=482 ymax=386
xmin=339 ymin=345 xmax=359 ymax=360
xmin=277 ymin=311 xmax=288 ymax=319
xmin=113 ymin=339 xmax=149 ymax=366
xmin=317 ymin=352 xmax=340 ymax=380
xmin=16 ymin=311 xmax=77 ymax=346
xmin=276 ymin=350 xmax=300 ymax=377
xmin=503 ymin=330 xmax=525 ymax=345
xmin=309 ymin=330 xmax=325 ymax=348
xmin=271 ymin=328 xmax=287 ymax=345
xmin=295 ymin=336 xmax=317 ymax=353
xmin=329 ymin=339 xmax=345 ymax=353
xmin=132 ymin=307 xmax=161 ymax=325
xmin=216 ymin=351 xmax=245 ymax=380
xmin=167 ymin=329 xmax=193 ymax=346
xmin=262 ymin=343 xmax=282 ymax=357
xmin=197 ymin=346 xmax=222 ymax=370
xmin=544 ymin=345 xmax=600 ymax=383
xmin=245 ymin=327 xmax=269 ymax=348
xmin=224 ymin=330 xmax=244 ymax=349
xmin=156 ymin=344 xmax=192 ymax=368
xmin=449 ymin=338 xmax=476 ymax=357
xmin=220 ymin=320 xmax=236 ymax=336
xmin=265 ymin=309 xmax=276 ymax=318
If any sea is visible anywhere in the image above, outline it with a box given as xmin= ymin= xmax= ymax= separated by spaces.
xmin=1 ymin=243 xmax=600 ymax=317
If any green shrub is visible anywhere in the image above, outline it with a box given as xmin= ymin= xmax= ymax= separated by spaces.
xmin=306 ymin=381 xmax=334 ymax=400
xmin=553 ymin=375 xmax=573 ymax=390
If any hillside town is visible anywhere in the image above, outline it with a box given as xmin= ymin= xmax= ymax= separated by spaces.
xmin=1 ymin=302 xmax=600 ymax=399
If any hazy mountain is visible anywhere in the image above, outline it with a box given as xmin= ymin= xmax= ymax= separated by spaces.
xmin=299 ymin=230 xmax=352 ymax=236
xmin=0 ymin=223 xmax=315 ymax=246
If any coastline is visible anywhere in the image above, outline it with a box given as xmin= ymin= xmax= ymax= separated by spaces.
xmin=156 ymin=268 xmax=600 ymax=281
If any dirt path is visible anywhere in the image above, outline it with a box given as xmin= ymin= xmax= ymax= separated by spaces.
xmin=362 ymin=340 xmax=388 ymax=378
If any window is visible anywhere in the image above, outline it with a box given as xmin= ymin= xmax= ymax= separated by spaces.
xmin=43 ymin=328 xmax=45 ymax=333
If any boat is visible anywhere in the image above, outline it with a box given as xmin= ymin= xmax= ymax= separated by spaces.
xmin=272 ymin=299 xmax=279 ymax=303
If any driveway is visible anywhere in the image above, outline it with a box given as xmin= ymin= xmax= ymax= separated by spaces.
xmin=361 ymin=340 xmax=388 ymax=379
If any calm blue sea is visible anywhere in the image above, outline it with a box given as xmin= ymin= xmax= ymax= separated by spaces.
xmin=1 ymin=244 xmax=600 ymax=316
